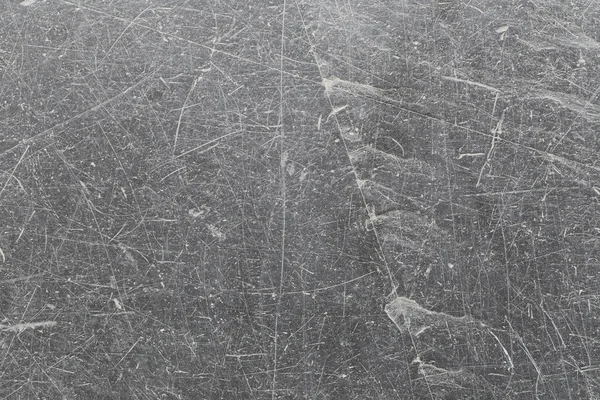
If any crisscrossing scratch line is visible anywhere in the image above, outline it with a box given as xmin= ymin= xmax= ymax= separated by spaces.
xmin=294 ymin=2 xmax=398 ymax=297
xmin=272 ymin=1 xmax=287 ymax=399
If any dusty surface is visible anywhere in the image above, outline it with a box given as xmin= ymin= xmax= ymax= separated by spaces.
xmin=1 ymin=0 xmax=600 ymax=399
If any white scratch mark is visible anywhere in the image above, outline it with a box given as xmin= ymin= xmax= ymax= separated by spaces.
xmin=173 ymin=76 xmax=200 ymax=156
xmin=0 ymin=145 xmax=29 ymax=199
xmin=325 ymin=104 xmax=348 ymax=122
xmin=0 ymin=321 xmax=57 ymax=332
xmin=112 ymin=298 xmax=123 ymax=310
xmin=322 ymin=76 xmax=386 ymax=98
xmin=477 ymin=107 xmax=506 ymax=187
xmin=115 ymin=337 xmax=142 ymax=367
xmin=97 ymin=6 xmax=152 ymax=68
xmin=273 ymin=2 xmax=287 ymax=399
xmin=173 ymin=131 xmax=241 ymax=159
xmin=457 ymin=153 xmax=485 ymax=159
xmin=441 ymin=76 xmax=500 ymax=93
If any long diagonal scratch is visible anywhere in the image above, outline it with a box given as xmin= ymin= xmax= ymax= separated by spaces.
xmin=272 ymin=2 xmax=287 ymax=399
xmin=0 ymin=73 xmax=156 ymax=159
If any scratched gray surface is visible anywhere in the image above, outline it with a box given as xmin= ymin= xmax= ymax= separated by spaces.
xmin=1 ymin=1 xmax=600 ymax=399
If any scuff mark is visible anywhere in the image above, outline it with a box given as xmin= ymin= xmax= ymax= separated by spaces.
xmin=385 ymin=296 xmax=482 ymax=336
xmin=441 ymin=76 xmax=500 ymax=93
xmin=322 ymin=76 xmax=387 ymax=98
xmin=325 ymin=104 xmax=348 ymax=123
xmin=0 ymin=321 xmax=57 ymax=332
xmin=411 ymin=356 xmax=497 ymax=396
xmin=529 ymin=89 xmax=600 ymax=122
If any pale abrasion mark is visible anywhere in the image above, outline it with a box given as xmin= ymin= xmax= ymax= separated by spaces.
xmin=0 ymin=321 xmax=57 ymax=332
